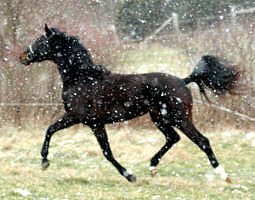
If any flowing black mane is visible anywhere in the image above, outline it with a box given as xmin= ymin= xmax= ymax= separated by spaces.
xmin=51 ymin=28 xmax=94 ymax=66
xmin=46 ymin=27 xmax=110 ymax=84
xmin=19 ymin=25 xmax=240 ymax=183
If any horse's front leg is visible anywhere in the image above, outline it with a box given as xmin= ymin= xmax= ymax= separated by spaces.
xmin=92 ymin=126 xmax=136 ymax=183
xmin=41 ymin=114 xmax=79 ymax=170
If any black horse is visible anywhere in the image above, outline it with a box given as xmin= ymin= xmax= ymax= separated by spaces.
xmin=20 ymin=24 xmax=240 ymax=183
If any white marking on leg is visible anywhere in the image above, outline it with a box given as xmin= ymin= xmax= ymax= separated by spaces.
xmin=214 ymin=165 xmax=228 ymax=180
xmin=123 ymin=170 xmax=132 ymax=177
xmin=149 ymin=166 xmax=156 ymax=172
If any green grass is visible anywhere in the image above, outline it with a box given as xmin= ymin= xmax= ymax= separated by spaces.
xmin=0 ymin=125 xmax=254 ymax=200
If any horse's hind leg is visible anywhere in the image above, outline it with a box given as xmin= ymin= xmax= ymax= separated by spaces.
xmin=149 ymin=112 xmax=180 ymax=176
xmin=179 ymin=120 xmax=231 ymax=183
xmin=92 ymin=126 xmax=136 ymax=183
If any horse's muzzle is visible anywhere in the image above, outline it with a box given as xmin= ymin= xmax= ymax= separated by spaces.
xmin=19 ymin=52 xmax=31 ymax=65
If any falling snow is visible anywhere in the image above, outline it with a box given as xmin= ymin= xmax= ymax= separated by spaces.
xmin=1 ymin=0 xmax=255 ymax=198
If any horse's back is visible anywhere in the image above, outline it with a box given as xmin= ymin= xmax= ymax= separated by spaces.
xmin=106 ymin=72 xmax=193 ymax=106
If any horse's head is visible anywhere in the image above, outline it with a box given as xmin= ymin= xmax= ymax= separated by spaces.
xmin=20 ymin=24 xmax=63 ymax=65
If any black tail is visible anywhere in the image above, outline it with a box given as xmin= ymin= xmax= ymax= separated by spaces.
xmin=183 ymin=55 xmax=241 ymax=100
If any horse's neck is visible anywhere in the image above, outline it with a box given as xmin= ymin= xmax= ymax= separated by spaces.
xmin=53 ymin=41 xmax=110 ymax=85
xmin=54 ymin=58 xmax=110 ymax=86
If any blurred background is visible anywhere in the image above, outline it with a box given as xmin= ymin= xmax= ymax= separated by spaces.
xmin=1 ymin=0 xmax=255 ymax=131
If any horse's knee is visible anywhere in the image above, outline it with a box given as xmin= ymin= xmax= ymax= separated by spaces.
xmin=167 ymin=133 xmax=180 ymax=145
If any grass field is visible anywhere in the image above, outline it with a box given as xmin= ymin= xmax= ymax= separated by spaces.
xmin=0 ymin=125 xmax=254 ymax=200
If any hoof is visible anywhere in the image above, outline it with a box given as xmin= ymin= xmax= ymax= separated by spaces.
xmin=127 ymin=174 xmax=136 ymax=183
xmin=151 ymin=168 xmax=158 ymax=177
xmin=42 ymin=159 xmax=50 ymax=171
xmin=225 ymin=176 xmax=232 ymax=183
xmin=149 ymin=166 xmax=158 ymax=177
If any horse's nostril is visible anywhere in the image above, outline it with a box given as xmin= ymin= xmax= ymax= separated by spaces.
xmin=20 ymin=52 xmax=27 ymax=60
xmin=19 ymin=52 xmax=31 ymax=65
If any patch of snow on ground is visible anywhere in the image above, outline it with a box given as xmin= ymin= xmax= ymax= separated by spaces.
xmin=15 ymin=188 xmax=31 ymax=197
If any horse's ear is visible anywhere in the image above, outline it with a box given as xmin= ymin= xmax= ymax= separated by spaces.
xmin=45 ymin=24 xmax=52 ymax=37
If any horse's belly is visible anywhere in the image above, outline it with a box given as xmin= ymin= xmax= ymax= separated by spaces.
xmin=63 ymin=86 xmax=151 ymax=124
xmin=96 ymin=102 xmax=149 ymax=124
